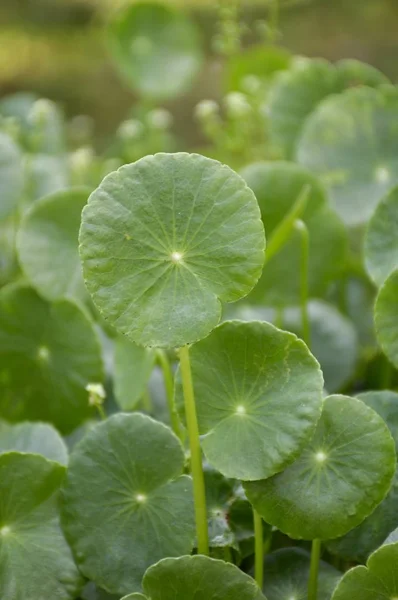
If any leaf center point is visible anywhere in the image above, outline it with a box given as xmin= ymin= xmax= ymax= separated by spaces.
xmin=315 ymin=451 xmax=327 ymax=463
xmin=135 ymin=493 xmax=147 ymax=504
xmin=235 ymin=405 xmax=246 ymax=415
xmin=0 ymin=526 xmax=11 ymax=536
xmin=170 ymin=251 xmax=184 ymax=264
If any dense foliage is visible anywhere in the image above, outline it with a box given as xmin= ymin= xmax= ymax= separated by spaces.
xmin=1 ymin=2 xmax=398 ymax=599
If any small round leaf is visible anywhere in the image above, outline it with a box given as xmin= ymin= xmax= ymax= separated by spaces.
xmin=108 ymin=3 xmax=203 ymax=100
xmin=134 ymin=555 xmax=266 ymax=600
xmin=175 ymin=320 xmax=323 ymax=480
xmin=297 ymin=86 xmax=398 ymax=226
xmin=80 ymin=153 xmax=265 ymax=348
xmin=375 ymin=268 xmax=398 ymax=367
xmin=0 ymin=132 xmax=24 ymax=220
xmin=61 ymin=413 xmax=195 ymax=595
xmin=0 ymin=452 xmax=84 ymax=600
xmin=262 ymin=548 xmax=341 ymax=600
xmin=114 ymin=337 xmax=156 ymax=410
xmin=0 ymin=420 xmax=68 ymax=465
xmin=0 ymin=283 xmax=104 ymax=433
xmin=365 ymin=185 xmax=398 ymax=286
xmin=17 ymin=188 xmax=90 ymax=302
xmin=245 ymin=395 xmax=396 ymax=540
xmin=331 ymin=542 xmax=398 ymax=600
xmin=27 ymin=154 xmax=69 ymax=202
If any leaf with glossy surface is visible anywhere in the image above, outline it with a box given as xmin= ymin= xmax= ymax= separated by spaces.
xmin=262 ymin=548 xmax=341 ymax=600
xmin=0 ymin=452 xmax=84 ymax=600
xmin=80 ymin=153 xmax=265 ymax=348
xmin=126 ymin=555 xmax=266 ymax=600
xmin=0 ymin=421 xmax=68 ymax=464
xmin=240 ymin=161 xmax=346 ymax=305
xmin=297 ymin=86 xmax=398 ymax=226
xmin=0 ymin=283 xmax=104 ymax=433
xmin=331 ymin=543 xmax=398 ymax=600
xmin=365 ymin=186 xmax=398 ymax=286
xmin=327 ymin=391 xmax=398 ymax=561
xmin=245 ymin=395 xmax=396 ymax=540
xmin=375 ymin=268 xmax=398 ymax=367
xmin=113 ymin=337 xmax=156 ymax=410
xmin=175 ymin=320 xmax=323 ymax=480
xmin=0 ymin=132 xmax=24 ymax=220
xmin=108 ymin=3 xmax=203 ymax=100
xmin=269 ymin=58 xmax=387 ymax=158
xmin=17 ymin=188 xmax=89 ymax=302
xmin=61 ymin=413 xmax=195 ymax=595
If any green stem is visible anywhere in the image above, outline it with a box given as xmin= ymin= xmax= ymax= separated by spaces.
xmin=381 ymin=358 xmax=393 ymax=390
xmin=96 ymin=404 xmax=106 ymax=421
xmin=254 ymin=510 xmax=264 ymax=589
xmin=179 ymin=345 xmax=209 ymax=556
xmin=275 ymin=306 xmax=284 ymax=329
xmin=295 ymin=219 xmax=310 ymax=348
xmin=308 ymin=539 xmax=321 ymax=600
xmin=141 ymin=388 xmax=152 ymax=413
xmin=157 ymin=350 xmax=184 ymax=441
xmin=269 ymin=0 xmax=280 ymax=43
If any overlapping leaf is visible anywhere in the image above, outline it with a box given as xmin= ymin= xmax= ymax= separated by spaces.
xmin=0 ymin=420 xmax=68 ymax=464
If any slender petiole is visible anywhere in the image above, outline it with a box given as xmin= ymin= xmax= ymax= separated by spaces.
xmin=308 ymin=538 xmax=322 ymax=600
xmin=179 ymin=344 xmax=209 ymax=556
xmin=295 ymin=219 xmax=310 ymax=347
xmin=156 ymin=349 xmax=184 ymax=441
xmin=254 ymin=509 xmax=264 ymax=589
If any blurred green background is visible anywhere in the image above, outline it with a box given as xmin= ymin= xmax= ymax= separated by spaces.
xmin=1 ymin=0 xmax=397 ymax=146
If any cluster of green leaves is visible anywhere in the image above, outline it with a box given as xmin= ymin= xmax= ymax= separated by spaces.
xmin=1 ymin=1 xmax=398 ymax=599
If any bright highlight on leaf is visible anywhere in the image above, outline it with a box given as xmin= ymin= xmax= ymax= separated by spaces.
xmin=61 ymin=413 xmax=195 ymax=595
xmin=245 ymin=395 xmax=396 ymax=540
xmin=79 ymin=152 xmax=265 ymax=348
xmin=175 ymin=320 xmax=323 ymax=480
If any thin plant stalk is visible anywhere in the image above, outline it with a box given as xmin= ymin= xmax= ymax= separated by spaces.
xmin=295 ymin=219 xmax=310 ymax=347
xmin=157 ymin=349 xmax=184 ymax=441
xmin=275 ymin=306 xmax=284 ymax=329
xmin=179 ymin=344 xmax=209 ymax=556
xmin=141 ymin=388 xmax=152 ymax=413
xmin=96 ymin=404 xmax=106 ymax=421
xmin=269 ymin=0 xmax=279 ymax=43
xmin=253 ymin=509 xmax=264 ymax=589
xmin=381 ymin=358 xmax=393 ymax=390
xmin=308 ymin=538 xmax=322 ymax=600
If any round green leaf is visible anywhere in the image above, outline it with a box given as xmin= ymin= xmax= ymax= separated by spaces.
xmin=27 ymin=154 xmax=69 ymax=202
xmin=0 ymin=452 xmax=84 ymax=600
xmin=375 ymin=268 xmax=398 ymax=368
xmin=297 ymin=86 xmax=398 ymax=226
xmin=262 ymin=548 xmax=341 ymax=600
xmin=331 ymin=542 xmax=398 ymax=600
xmin=122 ymin=595 xmax=146 ymax=600
xmin=245 ymin=395 xmax=396 ymax=540
xmin=0 ymin=420 xmax=68 ymax=465
xmin=82 ymin=582 xmax=120 ymax=600
xmin=17 ymin=188 xmax=90 ymax=302
xmin=240 ymin=161 xmax=346 ymax=305
xmin=108 ymin=3 xmax=203 ymax=100
xmin=225 ymin=45 xmax=291 ymax=93
xmin=365 ymin=185 xmax=398 ymax=286
xmin=384 ymin=527 xmax=398 ymax=545
xmin=327 ymin=391 xmax=398 ymax=561
xmin=175 ymin=320 xmax=323 ymax=480
xmin=113 ymin=337 xmax=156 ymax=410
xmin=269 ymin=57 xmax=388 ymax=158
xmin=61 ymin=413 xmax=195 ymax=595
xmin=283 ymin=300 xmax=359 ymax=393
xmin=132 ymin=555 xmax=266 ymax=600
xmin=80 ymin=153 xmax=265 ymax=348
xmin=0 ymin=132 xmax=24 ymax=220
xmin=0 ymin=283 xmax=104 ymax=433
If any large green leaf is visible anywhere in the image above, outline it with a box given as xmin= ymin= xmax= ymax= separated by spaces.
xmin=175 ymin=320 xmax=323 ymax=480
xmin=0 ymin=452 xmax=84 ymax=600
xmin=113 ymin=337 xmax=156 ymax=410
xmin=0 ymin=131 xmax=24 ymax=220
xmin=297 ymin=86 xmax=398 ymax=226
xmin=262 ymin=548 xmax=341 ymax=600
xmin=283 ymin=300 xmax=359 ymax=393
xmin=17 ymin=188 xmax=90 ymax=302
xmin=122 ymin=555 xmax=266 ymax=600
xmin=0 ymin=283 xmax=104 ymax=433
xmin=375 ymin=268 xmax=398 ymax=367
xmin=327 ymin=391 xmax=398 ymax=561
xmin=61 ymin=413 xmax=195 ymax=595
xmin=365 ymin=185 xmax=398 ymax=286
xmin=108 ymin=3 xmax=203 ymax=100
xmin=240 ymin=161 xmax=346 ymax=305
xmin=80 ymin=153 xmax=265 ymax=348
xmin=245 ymin=395 xmax=396 ymax=540
xmin=269 ymin=58 xmax=387 ymax=158
xmin=0 ymin=421 xmax=68 ymax=465
xmin=331 ymin=543 xmax=398 ymax=600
